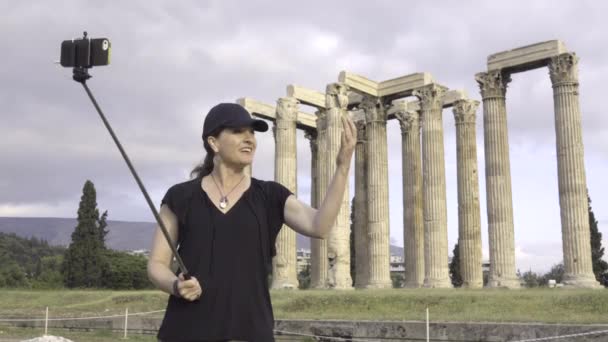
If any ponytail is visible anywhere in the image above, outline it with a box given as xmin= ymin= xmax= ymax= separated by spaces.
xmin=190 ymin=152 xmax=214 ymax=180
xmin=190 ymin=139 xmax=216 ymax=179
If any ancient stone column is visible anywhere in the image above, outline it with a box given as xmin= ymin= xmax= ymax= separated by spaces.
xmin=325 ymin=83 xmax=353 ymax=289
xmin=353 ymin=114 xmax=370 ymax=288
xmin=475 ymin=70 xmax=519 ymax=288
xmin=414 ymin=84 xmax=452 ymax=288
xmin=549 ymin=53 xmax=600 ymax=288
xmin=360 ymin=96 xmax=391 ymax=289
xmin=305 ymin=130 xmax=319 ymax=209
xmin=271 ymin=97 xmax=299 ymax=289
xmin=310 ymin=110 xmax=328 ymax=289
xmin=394 ymin=103 xmax=425 ymax=288
xmin=453 ymin=99 xmax=483 ymax=288
xmin=304 ymin=129 xmax=323 ymax=289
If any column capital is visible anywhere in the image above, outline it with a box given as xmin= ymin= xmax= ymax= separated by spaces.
xmin=413 ymin=83 xmax=448 ymax=110
xmin=304 ymin=129 xmax=318 ymax=152
xmin=276 ymin=97 xmax=299 ymax=122
xmin=453 ymin=99 xmax=479 ymax=125
xmin=354 ymin=118 xmax=366 ymax=143
xmin=475 ymin=70 xmax=511 ymax=99
xmin=361 ymin=95 xmax=387 ymax=123
xmin=304 ymin=129 xmax=317 ymax=141
xmin=393 ymin=103 xmax=420 ymax=136
xmin=325 ymin=83 xmax=349 ymax=110
xmin=549 ymin=52 xmax=579 ymax=86
xmin=315 ymin=110 xmax=327 ymax=132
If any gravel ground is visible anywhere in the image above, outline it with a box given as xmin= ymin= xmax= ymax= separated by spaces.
xmin=20 ymin=336 xmax=74 ymax=342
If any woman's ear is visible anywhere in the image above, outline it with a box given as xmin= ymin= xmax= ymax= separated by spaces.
xmin=207 ymin=136 xmax=219 ymax=153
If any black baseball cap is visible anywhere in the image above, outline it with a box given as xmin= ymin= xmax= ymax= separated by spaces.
xmin=202 ymin=103 xmax=269 ymax=140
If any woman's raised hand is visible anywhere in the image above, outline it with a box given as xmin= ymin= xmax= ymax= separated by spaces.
xmin=336 ymin=113 xmax=357 ymax=173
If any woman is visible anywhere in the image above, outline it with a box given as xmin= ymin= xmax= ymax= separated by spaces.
xmin=147 ymin=102 xmax=356 ymax=342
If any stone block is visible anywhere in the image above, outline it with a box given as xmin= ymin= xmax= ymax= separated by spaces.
xmin=237 ymin=97 xmax=276 ymax=121
xmin=378 ymin=73 xmax=434 ymax=97
xmin=386 ymin=89 xmax=466 ymax=119
xmin=487 ymin=40 xmax=568 ymax=73
xmin=236 ymin=97 xmax=316 ymax=129
xmin=338 ymin=71 xmax=379 ymax=96
xmin=286 ymin=85 xmax=325 ymax=109
xmin=442 ymin=89 xmax=468 ymax=106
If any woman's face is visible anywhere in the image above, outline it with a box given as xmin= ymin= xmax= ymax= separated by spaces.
xmin=209 ymin=126 xmax=257 ymax=167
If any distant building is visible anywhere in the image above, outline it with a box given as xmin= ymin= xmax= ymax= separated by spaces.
xmin=128 ymin=249 xmax=150 ymax=258
xmin=296 ymin=248 xmax=311 ymax=272
xmin=390 ymin=255 xmax=404 ymax=274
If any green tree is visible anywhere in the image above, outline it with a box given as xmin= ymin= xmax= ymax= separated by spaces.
xmin=0 ymin=260 xmax=29 ymax=287
xmin=0 ymin=233 xmax=65 ymax=288
xmin=101 ymin=250 xmax=151 ymax=289
xmin=98 ymin=210 xmax=109 ymax=245
xmin=588 ymin=195 xmax=608 ymax=286
xmin=33 ymin=255 xmax=64 ymax=289
xmin=540 ymin=263 xmax=565 ymax=286
xmin=62 ymin=180 xmax=107 ymax=288
xmin=391 ymin=272 xmax=405 ymax=288
xmin=297 ymin=264 xmax=311 ymax=289
xmin=520 ymin=269 xmax=541 ymax=288
xmin=449 ymin=242 xmax=463 ymax=287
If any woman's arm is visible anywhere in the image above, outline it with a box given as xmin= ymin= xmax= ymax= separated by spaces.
xmin=147 ymin=205 xmax=181 ymax=294
xmin=284 ymin=114 xmax=357 ymax=239
xmin=147 ymin=205 xmax=201 ymax=301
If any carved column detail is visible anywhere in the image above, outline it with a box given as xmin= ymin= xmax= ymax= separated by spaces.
xmin=272 ymin=97 xmax=299 ymax=289
xmin=414 ymin=84 xmax=452 ymax=288
xmin=395 ymin=102 xmax=425 ymax=288
xmin=549 ymin=53 xmax=600 ymax=288
xmin=361 ymin=96 xmax=391 ymax=288
xmin=353 ymin=116 xmax=370 ymax=288
xmin=310 ymin=110 xmax=328 ymax=288
xmin=475 ymin=70 xmax=519 ymax=288
xmin=453 ymin=99 xmax=483 ymax=288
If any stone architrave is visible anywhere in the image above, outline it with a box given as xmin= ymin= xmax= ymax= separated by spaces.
xmin=352 ymin=111 xmax=369 ymax=288
xmin=310 ymin=110 xmax=328 ymax=288
xmin=360 ymin=96 xmax=392 ymax=289
xmin=414 ymin=83 xmax=452 ymax=288
xmin=548 ymin=53 xmax=601 ymax=288
xmin=324 ymin=83 xmax=353 ymax=289
xmin=271 ymin=97 xmax=299 ymax=289
xmin=475 ymin=70 xmax=520 ymax=288
xmin=394 ymin=102 xmax=425 ymax=288
xmin=453 ymin=99 xmax=483 ymax=289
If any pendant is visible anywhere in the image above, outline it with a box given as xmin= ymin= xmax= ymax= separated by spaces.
xmin=219 ymin=196 xmax=228 ymax=209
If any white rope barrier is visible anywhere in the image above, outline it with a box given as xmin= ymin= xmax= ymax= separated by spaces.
xmin=0 ymin=309 xmax=166 ymax=322
xmin=508 ymin=328 xmax=608 ymax=342
xmin=2 ymin=309 xmax=608 ymax=342
xmin=274 ymin=329 xmax=379 ymax=342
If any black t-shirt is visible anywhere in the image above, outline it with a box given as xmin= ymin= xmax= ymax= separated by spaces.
xmin=157 ymin=177 xmax=293 ymax=342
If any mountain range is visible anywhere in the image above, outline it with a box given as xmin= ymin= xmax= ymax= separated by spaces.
xmin=0 ymin=217 xmax=405 ymax=256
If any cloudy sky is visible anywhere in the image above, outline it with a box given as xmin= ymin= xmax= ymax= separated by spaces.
xmin=2 ymin=0 xmax=607 ymax=273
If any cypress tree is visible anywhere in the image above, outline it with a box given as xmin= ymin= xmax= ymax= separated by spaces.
xmin=589 ymin=195 xmax=608 ymax=286
xmin=62 ymin=180 xmax=107 ymax=288
xmin=449 ymin=242 xmax=463 ymax=287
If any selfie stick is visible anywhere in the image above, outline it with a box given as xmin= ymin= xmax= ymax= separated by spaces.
xmin=71 ymin=66 xmax=191 ymax=280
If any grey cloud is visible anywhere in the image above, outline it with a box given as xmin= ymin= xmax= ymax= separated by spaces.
xmin=1 ymin=1 xmax=608 ymax=272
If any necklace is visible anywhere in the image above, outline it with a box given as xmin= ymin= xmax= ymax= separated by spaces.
xmin=210 ymin=173 xmax=246 ymax=209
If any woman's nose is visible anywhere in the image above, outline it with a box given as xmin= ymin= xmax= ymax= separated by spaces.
xmin=244 ymin=130 xmax=255 ymax=142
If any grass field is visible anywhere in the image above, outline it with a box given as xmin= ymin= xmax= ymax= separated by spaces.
xmin=0 ymin=288 xmax=606 ymax=341
xmin=0 ymin=288 xmax=606 ymax=323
